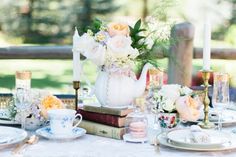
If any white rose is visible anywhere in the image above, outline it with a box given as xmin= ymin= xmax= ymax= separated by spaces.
xmin=161 ymin=98 xmax=175 ymax=112
xmin=180 ymin=86 xmax=193 ymax=96
xmin=74 ymin=33 xmax=97 ymax=54
xmin=74 ymin=33 xmax=106 ymax=66
xmin=159 ymin=84 xmax=181 ymax=101
xmin=85 ymin=44 xmax=106 ymax=66
xmin=107 ymin=35 xmax=133 ymax=58
xmin=128 ymin=48 xmax=139 ymax=59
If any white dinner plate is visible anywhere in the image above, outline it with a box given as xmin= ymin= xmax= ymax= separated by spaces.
xmin=0 ymin=119 xmax=20 ymax=125
xmin=158 ymin=133 xmax=236 ymax=151
xmin=0 ymin=126 xmax=27 ymax=148
xmin=36 ymin=126 xmax=86 ymax=140
xmin=196 ymin=109 xmax=236 ymax=127
xmin=167 ymin=129 xmax=229 ymax=148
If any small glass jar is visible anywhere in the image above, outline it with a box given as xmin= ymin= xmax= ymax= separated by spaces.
xmin=15 ymin=71 xmax=31 ymax=90
xmin=123 ymin=108 xmax=148 ymax=143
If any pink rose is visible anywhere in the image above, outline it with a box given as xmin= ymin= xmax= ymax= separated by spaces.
xmin=176 ymin=96 xmax=201 ymax=121
xmin=108 ymin=23 xmax=130 ymax=37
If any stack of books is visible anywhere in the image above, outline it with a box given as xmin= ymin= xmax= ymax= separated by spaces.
xmin=77 ymin=105 xmax=133 ymax=140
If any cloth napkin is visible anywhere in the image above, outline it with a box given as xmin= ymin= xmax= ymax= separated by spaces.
xmin=189 ymin=125 xmax=211 ymax=144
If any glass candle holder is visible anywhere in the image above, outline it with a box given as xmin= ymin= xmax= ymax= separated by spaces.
xmin=15 ymin=71 xmax=32 ymax=90
xmin=148 ymin=68 xmax=163 ymax=90
xmin=123 ymin=107 xmax=148 ymax=143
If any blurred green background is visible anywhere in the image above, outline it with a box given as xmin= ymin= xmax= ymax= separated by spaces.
xmin=0 ymin=0 xmax=236 ymax=93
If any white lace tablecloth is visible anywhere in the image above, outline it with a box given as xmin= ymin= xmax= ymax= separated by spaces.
xmin=1 ymin=133 xmax=236 ymax=157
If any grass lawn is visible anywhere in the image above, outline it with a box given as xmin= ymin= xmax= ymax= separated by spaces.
xmin=0 ymin=60 xmax=98 ymax=94
xmin=1 ymin=59 xmax=236 ymax=93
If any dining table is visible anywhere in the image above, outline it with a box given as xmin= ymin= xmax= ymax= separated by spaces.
xmin=1 ymin=126 xmax=236 ymax=157
xmin=1 ymin=93 xmax=236 ymax=157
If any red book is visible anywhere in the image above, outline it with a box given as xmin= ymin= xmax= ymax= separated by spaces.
xmin=78 ymin=109 xmax=126 ymax=128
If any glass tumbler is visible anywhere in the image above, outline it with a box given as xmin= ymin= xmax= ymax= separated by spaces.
xmin=212 ymin=72 xmax=229 ymax=131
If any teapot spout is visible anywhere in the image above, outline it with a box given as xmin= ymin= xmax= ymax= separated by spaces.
xmin=134 ymin=63 xmax=153 ymax=98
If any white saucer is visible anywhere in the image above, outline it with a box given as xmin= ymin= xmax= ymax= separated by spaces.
xmin=123 ymin=133 xmax=147 ymax=143
xmin=36 ymin=126 xmax=86 ymax=140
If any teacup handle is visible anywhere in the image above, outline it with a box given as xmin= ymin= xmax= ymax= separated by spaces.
xmin=73 ymin=114 xmax=82 ymax=128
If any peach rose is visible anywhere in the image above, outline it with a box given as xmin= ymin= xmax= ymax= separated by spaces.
xmin=176 ymin=96 xmax=201 ymax=121
xmin=108 ymin=23 xmax=130 ymax=37
xmin=40 ymin=95 xmax=64 ymax=118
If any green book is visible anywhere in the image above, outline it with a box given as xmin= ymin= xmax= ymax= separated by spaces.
xmin=79 ymin=120 xmax=125 ymax=140
xmin=82 ymin=105 xmax=133 ymax=116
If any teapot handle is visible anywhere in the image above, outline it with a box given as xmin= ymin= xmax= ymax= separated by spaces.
xmin=80 ymin=60 xmax=95 ymax=96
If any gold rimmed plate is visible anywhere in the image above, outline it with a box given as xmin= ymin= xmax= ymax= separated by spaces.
xmin=167 ymin=129 xmax=230 ymax=148
xmin=157 ymin=133 xmax=236 ymax=151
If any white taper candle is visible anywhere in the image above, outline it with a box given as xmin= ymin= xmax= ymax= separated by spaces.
xmin=73 ymin=28 xmax=81 ymax=81
xmin=203 ymin=15 xmax=211 ymax=71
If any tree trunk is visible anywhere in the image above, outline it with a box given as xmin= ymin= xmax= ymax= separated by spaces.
xmin=168 ymin=22 xmax=195 ymax=86
xmin=142 ymin=0 xmax=148 ymax=19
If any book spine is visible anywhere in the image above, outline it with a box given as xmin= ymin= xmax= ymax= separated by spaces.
xmin=82 ymin=105 xmax=133 ymax=116
xmin=78 ymin=109 xmax=125 ymax=127
xmin=79 ymin=120 xmax=125 ymax=140
xmin=82 ymin=106 xmax=121 ymax=116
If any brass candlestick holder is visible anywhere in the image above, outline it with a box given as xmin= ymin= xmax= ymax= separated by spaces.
xmin=198 ymin=70 xmax=215 ymax=129
xmin=73 ymin=81 xmax=80 ymax=111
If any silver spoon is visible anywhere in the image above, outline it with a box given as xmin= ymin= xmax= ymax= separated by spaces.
xmin=12 ymin=135 xmax=39 ymax=155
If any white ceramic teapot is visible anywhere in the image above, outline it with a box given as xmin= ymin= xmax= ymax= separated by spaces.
xmin=93 ymin=63 xmax=153 ymax=108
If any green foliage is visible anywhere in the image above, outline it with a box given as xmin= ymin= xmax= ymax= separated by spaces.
xmin=131 ymin=0 xmax=177 ymax=71
xmin=0 ymin=0 xmax=119 ymax=44
xmin=77 ymin=0 xmax=119 ymax=33
xmin=212 ymin=0 xmax=236 ymax=42
xmin=225 ymin=25 xmax=236 ymax=45
xmin=150 ymin=0 xmax=177 ymax=22
xmin=129 ymin=19 xmax=147 ymax=52
xmin=84 ymin=19 xmax=103 ymax=34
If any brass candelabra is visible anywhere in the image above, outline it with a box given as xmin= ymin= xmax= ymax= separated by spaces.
xmin=198 ymin=70 xmax=215 ymax=129
xmin=73 ymin=81 xmax=80 ymax=111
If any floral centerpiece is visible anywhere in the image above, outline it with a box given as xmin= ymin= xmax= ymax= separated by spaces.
xmin=8 ymin=89 xmax=64 ymax=130
xmin=151 ymin=84 xmax=202 ymax=129
xmin=73 ymin=19 xmax=161 ymax=69
xmin=73 ymin=19 xmax=169 ymax=108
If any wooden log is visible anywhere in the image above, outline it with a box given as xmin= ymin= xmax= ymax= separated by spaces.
xmin=1 ymin=45 xmax=236 ymax=60
xmin=168 ymin=22 xmax=195 ymax=86
xmin=0 ymin=46 xmax=72 ymax=59
xmin=194 ymin=48 xmax=236 ymax=60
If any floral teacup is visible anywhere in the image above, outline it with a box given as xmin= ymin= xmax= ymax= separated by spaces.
xmin=48 ymin=109 xmax=82 ymax=136
xmin=157 ymin=112 xmax=179 ymax=133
